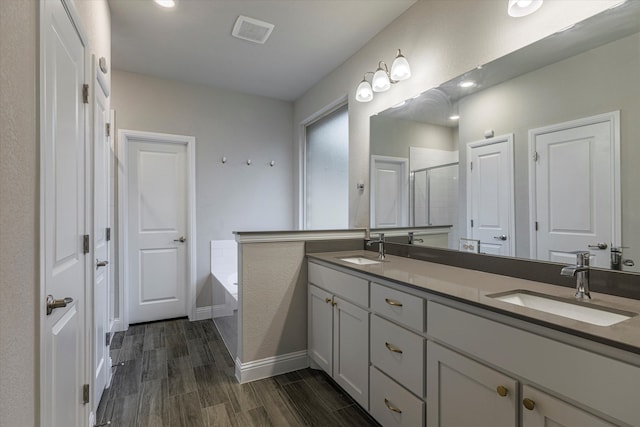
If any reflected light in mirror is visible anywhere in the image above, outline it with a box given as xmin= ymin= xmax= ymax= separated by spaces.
xmin=154 ymin=0 xmax=176 ymax=8
xmin=459 ymin=80 xmax=476 ymax=88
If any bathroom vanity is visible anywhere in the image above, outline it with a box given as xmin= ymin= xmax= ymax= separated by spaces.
xmin=307 ymin=251 xmax=640 ymax=427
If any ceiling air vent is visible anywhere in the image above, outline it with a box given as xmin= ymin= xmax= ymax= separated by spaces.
xmin=232 ymin=15 xmax=274 ymax=44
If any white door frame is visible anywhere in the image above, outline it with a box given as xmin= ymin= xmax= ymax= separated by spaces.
xmin=39 ymin=0 xmax=92 ymax=424
xmin=528 ymin=111 xmax=621 ymax=258
xmin=465 ymin=134 xmax=516 ymax=256
xmin=370 ymin=155 xmax=409 ymax=228
xmin=117 ymin=129 xmax=197 ymax=329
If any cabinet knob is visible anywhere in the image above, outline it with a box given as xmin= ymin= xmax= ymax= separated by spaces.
xmin=324 ymin=297 xmax=332 ymax=304
xmin=331 ymin=301 xmax=337 ymax=306
xmin=496 ymin=386 xmax=508 ymax=397
xmin=522 ymin=398 xmax=536 ymax=411
xmin=385 ymin=342 xmax=403 ymax=354
xmin=384 ymin=398 xmax=402 ymax=414
xmin=385 ymin=298 xmax=403 ymax=307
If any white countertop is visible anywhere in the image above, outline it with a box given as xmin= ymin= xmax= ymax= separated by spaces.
xmin=307 ymin=250 xmax=640 ymax=353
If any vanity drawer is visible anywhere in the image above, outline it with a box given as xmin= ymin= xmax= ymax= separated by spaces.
xmin=371 ymin=282 xmax=424 ymax=331
xmin=308 ymin=262 xmax=369 ymax=307
xmin=371 ymin=315 xmax=425 ymax=397
xmin=370 ymin=366 xmax=425 ymax=427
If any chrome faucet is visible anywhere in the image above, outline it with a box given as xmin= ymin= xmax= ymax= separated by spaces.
xmin=367 ymin=233 xmax=385 ymax=260
xmin=560 ymin=251 xmax=591 ymax=300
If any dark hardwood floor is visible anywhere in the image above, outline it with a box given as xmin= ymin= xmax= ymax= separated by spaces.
xmin=97 ymin=318 xmax=379 ymax=426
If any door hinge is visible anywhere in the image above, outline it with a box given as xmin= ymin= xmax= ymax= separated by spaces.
xmin=535 ymin=221 xmax=539 ymax=231
xmin=83 ymin=234 xmax=90 ymax=254
xmin=533 ymin=151 xmax=539 ymax=162
xmin=106 ymin=227 xmax=111 ymax=242
xmin=82 ymin=383 xmax=90 ymax=404
xmin=106 ymin=122 xmax=111 ymax=137
xmin=82 ymin=84 xmax=89 ymax=104
xmin=470 ymin=219 xmax=474 ymax=228
xmin=106 ymin=332 xmax=111 ymax=346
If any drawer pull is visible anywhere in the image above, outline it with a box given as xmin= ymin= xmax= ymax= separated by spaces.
xmin=385 ymin=298 xmax=403 ymax=307
xmin=384 ymin=398 xmax=402 ymax=414
xmin=324 ymin=297 xmax=332 ymax=304
xmin=496 ymin=386 xmax=508 ymax=397
xmin=522 ymin=398 xmax=536 ymax=411
xmin=385 ymin=342 xmax=403 ymax=354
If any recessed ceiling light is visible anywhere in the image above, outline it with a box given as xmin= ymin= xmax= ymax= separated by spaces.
xmin=459 ymin=81 xmax=476 ymax=88
xmin=508 ymin=0 xmax=543 ymax=17
xmin=449 ymin=115 xmax=460 ymax=121
xmin=154 ymin=0 xmax=176 ymax=8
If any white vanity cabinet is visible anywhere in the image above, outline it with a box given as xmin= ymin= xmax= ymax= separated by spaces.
xmin=307 ymin=262 xmax=370 ymax=410
xmin=427 ymin=301 xmax=640 ymax=427
xmin=521 ymin=385 xmax=616 ymax=427
xmin=426 ymin=341 xmax=518 ymax=427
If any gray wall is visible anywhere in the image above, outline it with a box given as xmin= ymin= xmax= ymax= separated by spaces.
xmin=293 ymin=0 xmax=622 ymax=230
xmin=0 ymin=1 xmax=38 ymax=425
xmin=0 ymin=0 xmax=111 ymax=424
xmin=370 ymin=116 xmax=456 ymax=159
xmin=458 ymin=33 xmax=640 ymax=262
xmin=111 ymin=70 xmax=295 ymax=308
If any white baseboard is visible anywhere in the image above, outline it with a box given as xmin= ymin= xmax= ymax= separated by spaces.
xmin=194 ymin=305 xmax=213 ymax=321
xmin=235 ymin=350 xmax=309 ymax=384
xmin=111 ymin=318 xmax=126 ymax=333
xmin=212 ymin=303 xmax=233 ymax=318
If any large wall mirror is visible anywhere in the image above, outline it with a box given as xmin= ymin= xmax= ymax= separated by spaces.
xmin=370 ymin=1 xmax=640 ymax=274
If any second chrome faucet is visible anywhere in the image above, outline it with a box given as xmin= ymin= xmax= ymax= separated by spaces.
xmin=367 ymin=233 xmax=386 ymax=260
xmin=560 ymin=251 xmax=591 ymax=300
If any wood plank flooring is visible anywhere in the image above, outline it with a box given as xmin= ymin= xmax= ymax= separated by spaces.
xmin=97 ymin=318 xmax=379 ymax=426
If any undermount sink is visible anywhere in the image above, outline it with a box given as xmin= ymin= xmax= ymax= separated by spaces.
xmin=488 ymin=290 xmax=636 ymax=327
xmin=340 ymin=256 xmax=382 ymax=265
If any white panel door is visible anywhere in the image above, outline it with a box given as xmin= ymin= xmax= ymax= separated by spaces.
xmin=467 ymin=135 xmax=514 ymax=256
xmin=42 ymin=0 xmax=87 ymax=425
xmin=127 ymin=137 xmax=188 ymax=323
xmin=371 ymin=155 xmax=408 ymax=228
xmin=92 ymin=57 xmax=111 ymax=411
xmin=531 ymin=115 xmax=619 ymax=268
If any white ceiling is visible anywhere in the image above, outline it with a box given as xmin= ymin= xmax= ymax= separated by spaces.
xmin=108 ymin=0 xmax=417 ymax=101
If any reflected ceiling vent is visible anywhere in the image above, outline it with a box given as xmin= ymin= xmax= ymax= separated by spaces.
xmin=232 ymin=15 xmax=274 ymax=44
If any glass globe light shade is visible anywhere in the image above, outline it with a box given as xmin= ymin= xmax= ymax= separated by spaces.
xmin=355 ymin=79 xmax=373 ymax=102
xmin=372 ymin=68 xmax=391 ymax=92
xmin=390 ymin=52 xmax=411 ymax=81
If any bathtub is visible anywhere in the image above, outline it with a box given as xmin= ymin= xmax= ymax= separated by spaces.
xmin=210 ymin=240 xmax=238 ymax=316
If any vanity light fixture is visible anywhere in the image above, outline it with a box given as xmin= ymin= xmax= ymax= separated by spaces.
xmin=508 ymin=0 xmax=543 ymax=17
xmin=355 ymin=49 xmax=411 ymax=102
xmin=154 ymin=0 xmax=176 ymax=8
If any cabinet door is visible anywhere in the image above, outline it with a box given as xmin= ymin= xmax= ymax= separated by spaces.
xmin=427 ymin=341 xmax=518 ymax=427
xmin=333 ymin=296 xmax=370 ymax=410
xmin=308 ymin=285 xmax=333 ymax=374
xmin=522 ymin=385 xmax=617 ymax=427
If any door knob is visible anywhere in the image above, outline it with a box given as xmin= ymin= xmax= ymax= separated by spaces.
xmin=46 ymin=295 xmax=73 ymax=315
xmin=173 ymin=236 xmax=186 ymax=243
xmin=493 ymin=235 xmax=507 ymax=241
xmin=588 ymin=242 xmax=608 ymax=250
xmin=96 ymin=259 xmax=109 ymax=269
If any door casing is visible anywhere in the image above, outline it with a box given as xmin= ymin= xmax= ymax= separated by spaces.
xmin=117 ymin=129 xmax=197 ymax=329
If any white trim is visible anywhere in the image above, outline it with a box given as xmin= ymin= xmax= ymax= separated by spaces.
xmin=117 ymin=129 xmax=197 ymax=329
xmin=298 ymin=95 xmax=349 ymax=229
xmin=194 ymin=306 xmax=213 ymax=321
xmin=234 ymin=229 xmax=366 ymax=243
xmin=465 ymin=134 xmax=516 ymax=257
xmin=234 ymin=351 xmax=309 ymax=384
xmin=370 ymin=155 xmax=409 ymax=228
xmin=212 ymin=304 xmax=233 ymax=318
xmin=528 ymin=111 xmax=621 ymax=259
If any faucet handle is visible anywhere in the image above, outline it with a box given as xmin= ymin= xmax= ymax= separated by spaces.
xmin=571 ymin=251 xmax=590 ymax=266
